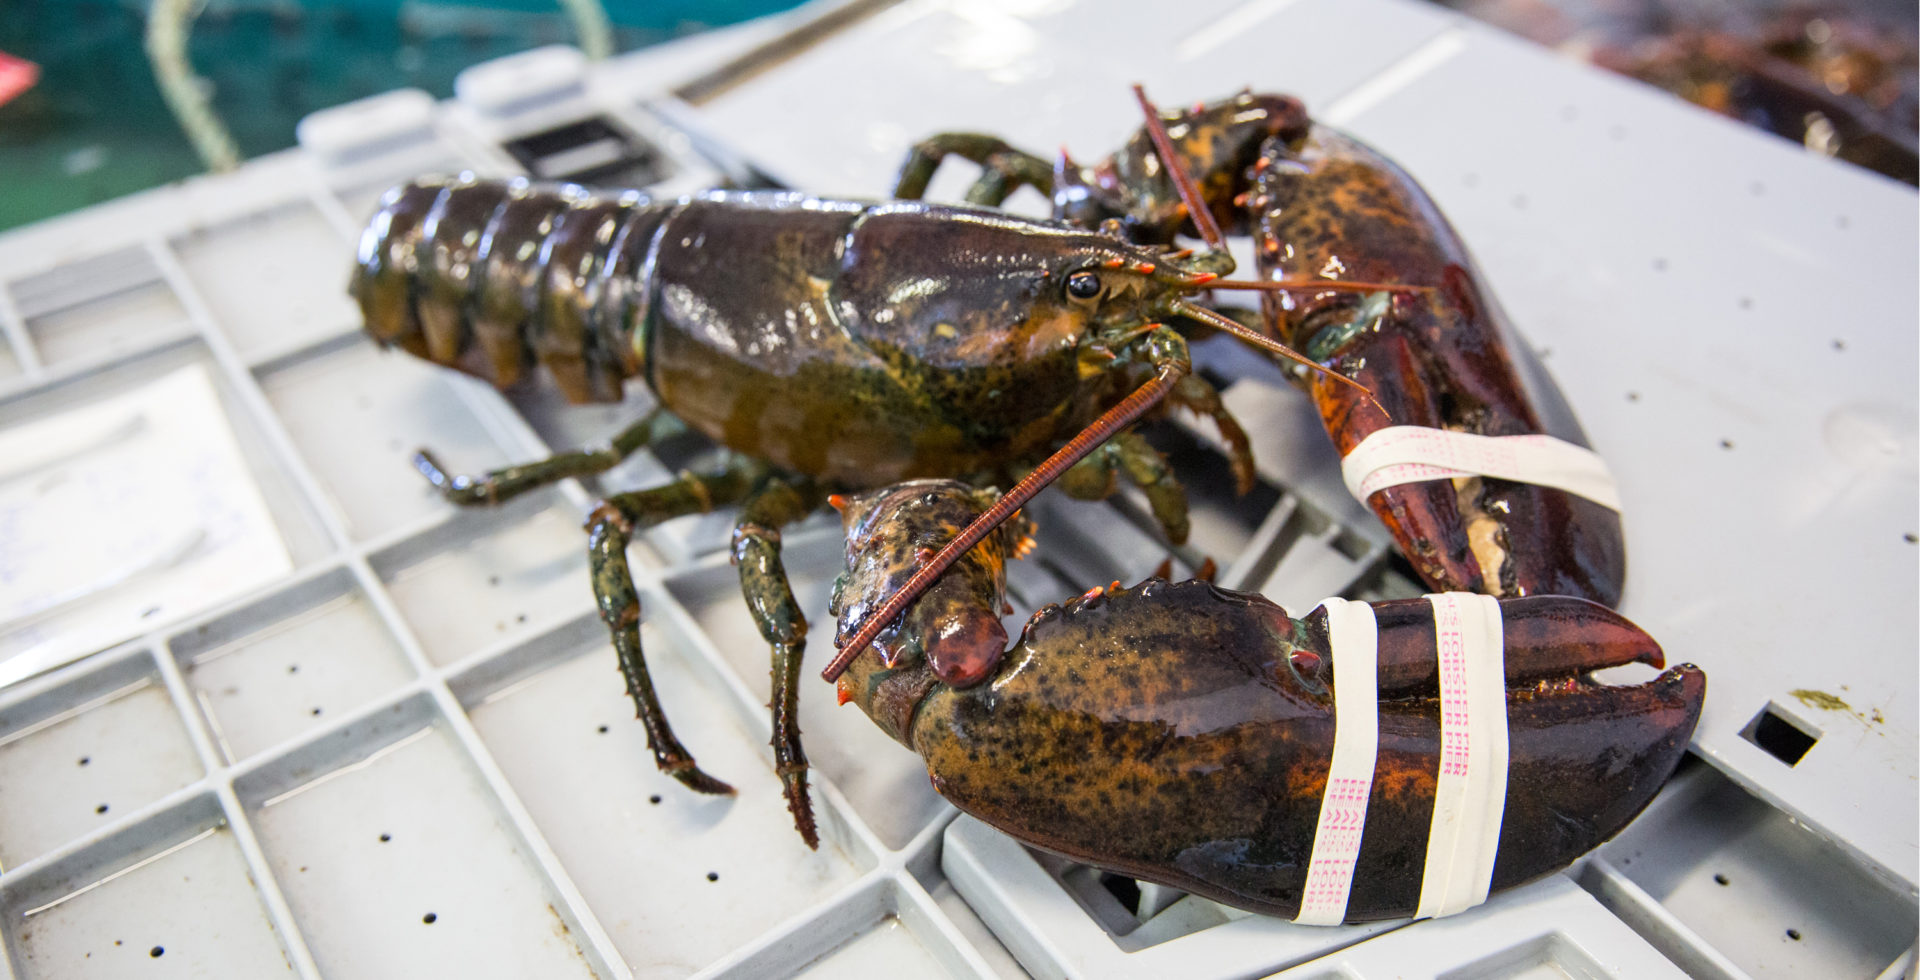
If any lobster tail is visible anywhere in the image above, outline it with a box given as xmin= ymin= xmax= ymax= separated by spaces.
xmin=352 ymin=179 xmax=443 ymax=360
xmin=351 ymin=175 xmax=666 ymax=404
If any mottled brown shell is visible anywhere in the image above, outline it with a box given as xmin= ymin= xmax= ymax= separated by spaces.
xmin=1248 ymin=125 xmax=1628 ymax=605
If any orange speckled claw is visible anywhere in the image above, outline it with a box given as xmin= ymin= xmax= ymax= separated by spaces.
xmin=825 ymin=481 xmax=1702 ymax=923
xmin=1247 ymin=120 xmax=1625 ymax=605
xmin=906 ymin=586 xmax=1703 ymax=922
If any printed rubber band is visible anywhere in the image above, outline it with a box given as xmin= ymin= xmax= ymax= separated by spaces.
xmin=1292 ymin=593 xmax=1512 ymax=924
xmin=1293 ymin=597 xmax=1380 ymax=926
xmin=1340 ymin=426 xmax=1622 ymax=512
xmin=1413 ymin=592 xmax=1509 ymax=919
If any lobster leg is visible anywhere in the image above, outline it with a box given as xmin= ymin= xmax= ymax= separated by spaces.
xmin=731 ymin=476 xmax=828 ymax=848
xmin=892 ymin=133 xmax=1053 ymax=206
xmin=415 ymin=407 xmax=686 ymax=506
xmin=1054 ymin=430 xmax=1191 ymax=547
xmin=1169 ymin=373 xmax=1256 ymax=496
xmin=588 ymin=455 xmax=769 ymax=796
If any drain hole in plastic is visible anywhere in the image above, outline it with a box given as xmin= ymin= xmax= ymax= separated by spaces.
xmin=1740 ymin=704 xmax=1819 ymax=766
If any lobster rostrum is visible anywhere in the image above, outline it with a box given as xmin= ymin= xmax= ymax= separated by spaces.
xmin=888 ymin=89 xmax=1630 ymax=607
xmin=351 ymin=161 xmax=1376 ymax=844
xmin=829 ymin=480 xmax=1704 ymax=922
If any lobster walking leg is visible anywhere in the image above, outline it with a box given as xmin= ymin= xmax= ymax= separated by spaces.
xmin=416 ymin=407 xmax=685 ymax=506
xmin=892 ymin=133 xmax=1053 ymax=206
xmin=1169 ymin=373 xmax=1256 ymax=495
xmin=730 ymin=476 xmax=828 ymax=849
xmin=1054 ymin=430 xmax=1191 ymax=547
xmin=588 ymin=456 xmax=770 ymax=795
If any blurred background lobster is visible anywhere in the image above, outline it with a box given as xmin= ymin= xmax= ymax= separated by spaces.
xmin=828 ymin=478 xmax=1703 ymax=923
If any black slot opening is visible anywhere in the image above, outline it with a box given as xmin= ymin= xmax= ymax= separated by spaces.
xmin=1099 ymin=873 xmax=1142 ymax=917
xmin=1740 ymin=704 xmax=1819 ymax=766
xmin=503 ymin=116 xmax=668 ymax=188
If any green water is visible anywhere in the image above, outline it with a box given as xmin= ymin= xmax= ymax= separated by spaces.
xmin=0 ymin=1 xmax=800 ymax=232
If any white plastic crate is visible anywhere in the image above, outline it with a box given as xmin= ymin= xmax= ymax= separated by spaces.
xmin=0 ymin=1 xmax=1914 ymax=978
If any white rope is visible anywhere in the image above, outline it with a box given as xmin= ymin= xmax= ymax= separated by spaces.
xmin=556 ymin=0 xmax=614 ymax=61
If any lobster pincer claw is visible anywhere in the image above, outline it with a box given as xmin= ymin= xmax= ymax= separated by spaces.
xmin=911 ymin=587 xmax=1700 ymax=922
xmin=1295 ymin=594 xmax=1704 ymax=919
xmin=1245 ymin=122 xmax=1629 ymax=607
xmin=827 ymin=480 xmax=1704 ymax=924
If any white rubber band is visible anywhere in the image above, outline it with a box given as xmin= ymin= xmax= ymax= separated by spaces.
xmin=1340 ymin=426 xmax=1622 ymax=512
xmin=1293 ymin=598 xmax=1380 ymax=926
xmin=1413 ymin=593 xmax=1509 ymax=919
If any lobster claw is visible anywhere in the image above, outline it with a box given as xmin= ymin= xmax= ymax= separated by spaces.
xmin=828 ymin=480 xmax=1700 ymax=923
xmin=830 ymin=482 xmax=1029 ymax=701
xmin=1248 ymin=124 xmax=1628 ymax=606
xmin=896 ymin=583 xmax=1702 ymax=923
xmin=1334 ymin=307 xmax=1629 ymax=607
xmin=1286 ymin=595 xmax=1704 ymax=918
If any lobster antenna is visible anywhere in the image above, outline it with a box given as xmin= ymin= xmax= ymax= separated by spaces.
xmin=1209 ymin=277 xmax=1433 ymax=295
xmin=1132 ymin=84 xmax=1225 ymax=250
xmin=1168 ymin=298 xmax=1390 ymax=420
xmin=822 ymin=364 xmax=1184 ymax=682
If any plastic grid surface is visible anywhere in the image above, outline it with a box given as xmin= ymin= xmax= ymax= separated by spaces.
xmin=0 ymin=2 xmax=1912 ymax=979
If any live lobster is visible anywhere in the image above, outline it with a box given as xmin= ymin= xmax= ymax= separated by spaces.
xmin=350 ymin=158 xmax=1385 ymax=844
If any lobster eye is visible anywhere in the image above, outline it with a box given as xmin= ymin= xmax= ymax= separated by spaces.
xmin=1066 ymin=270 xmax=1102 ymax=300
